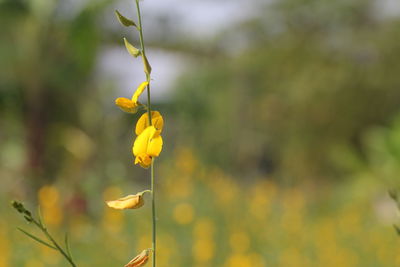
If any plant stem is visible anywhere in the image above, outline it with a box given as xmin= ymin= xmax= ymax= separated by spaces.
xmin=134 ymin=0 xmax=152 ymax=123
xmin=134 ymin=1 xmax=156 ymax=266
xmin=151 ymin=160 xmax=156 ymax=267
xmin=33 ymin=220 xmax=76 ymax=267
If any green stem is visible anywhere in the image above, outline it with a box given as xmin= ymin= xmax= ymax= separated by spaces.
xmin=33 ymin=220 xmax=76 ymax=267
xmin=135 ymin=0 xmax=152 ymax=124
xmin=151 ymin=160 xmax=156 ymax=267
xmin=135 ymin=1 xmax=156 ymax=266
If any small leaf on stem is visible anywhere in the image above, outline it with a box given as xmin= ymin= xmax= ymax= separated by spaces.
xmin=115 ymin=10 xmax=137 ymax=28
xmin=143 ymin=55 xmax=152 ymax=75
xmin=124 ymin=38 xmax=141 ymax=58
xmin=17 ymin=228 xmax=57 ymax=250
xmin=65 ymin=233 xmax=73 ymax=259
xmin=37 ymin=206 xmax=44 ymax=227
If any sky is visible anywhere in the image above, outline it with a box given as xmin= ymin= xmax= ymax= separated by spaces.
xmin=98 ymin=0 xmax=262 ymax=102
xmin=98 ymin=0 xmax=400 ymax=102
xmin=143 ymin=0 xmax=259 ymax=37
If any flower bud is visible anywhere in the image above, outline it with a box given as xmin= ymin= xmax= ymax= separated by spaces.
xmin=114 ymin=82 xmax=148 ymax=114
xmin=24 ymin=215 xmax=33 ymax=223
xmin=106 ymin=191 xmax=148 ymax=210
xmin=12 ymin=201 xmax=26 ymax=214
xmin=125 ymin=249 xmax=151 ymax=267
xmin=115 ymin=97 xmax=139 ymax=114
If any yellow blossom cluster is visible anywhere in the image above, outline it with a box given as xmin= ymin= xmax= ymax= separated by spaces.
xmin=115 ymin=82 xmax=164 ymax=169
xmin=108 ymin=80 xmax=164 ymax=266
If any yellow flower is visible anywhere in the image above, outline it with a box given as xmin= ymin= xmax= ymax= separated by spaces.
xmin=115 ymin=81 xmax=149 ymax=113
xmin=106 ymin=191 xmax=148 ymax=210
xmin=133 ymin=126 xmax=163 ymax=168
xmin=135 ymin=111 xmax=164 ymax=135
xmin=125 ymin=249 xmax=151 ymax=267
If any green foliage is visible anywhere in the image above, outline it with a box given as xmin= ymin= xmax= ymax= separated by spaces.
xmin=123 ymin=37 xmax=141 ymax=57
xmin=170 ymin=0 xmax=400 ymax=182
xmin=0 ymin=0 xmax=104 ymax=186
xmin=358 ymin=116 xmax=400 ymax=187
xmin=17 ymin=227 xmax=56 ymax=250
xmin=12 ymin=201 xmax=76 ymax=266
xmin=115 ymin=10 xmax=137 ymax=28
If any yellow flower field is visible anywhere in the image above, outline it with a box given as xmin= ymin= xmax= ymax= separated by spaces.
xmin=2 ymin=148 xmax=399 ymax=266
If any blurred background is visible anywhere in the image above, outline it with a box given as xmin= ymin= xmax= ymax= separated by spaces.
xmin=1 ymin=0 xmax=400 ymax=266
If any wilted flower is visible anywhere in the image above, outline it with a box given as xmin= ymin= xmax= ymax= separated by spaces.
xmin=115 ymin=81 xmax=149 ymax=113
xmin=135 ymin=111 xmax=164 ymax=135
xmin=106 ymin=191 xmax=148 ymax=210
xmin=133 ymin=126 xmax=163 ymax=168
xmin=125 ymin=249 xmax=151 ymax=267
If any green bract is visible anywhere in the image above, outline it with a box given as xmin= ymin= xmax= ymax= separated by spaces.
xmin=124 ymin=38 xmax=141 ymax=58
xmin=115 ymin=10 xmax=137 ymax=28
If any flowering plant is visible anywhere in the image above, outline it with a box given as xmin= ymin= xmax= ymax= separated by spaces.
xmin=12 ymin=1 xmax=162 ymax=266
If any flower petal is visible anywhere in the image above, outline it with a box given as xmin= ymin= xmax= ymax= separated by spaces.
xmin=147 ymin=135 xmax=163 ymax=157
xmin=134 ymin=154 xmax=152 ymax=168
xmin=106 ymin=193 xmax=144 ymax=210
xmin=133 ymin=127 xmax=153 ymax=156
xmin=132 ymin=126 xmax=163 ymax=168
xmin=131 ymin=81 xmax=149 ymax=103
xmin=115 ymin=98 xmax=139 ymax=113
xmin=135 ymin=111 xmax=164 ymax=135
xmin=125 ymin=249 xmax=150 ymax=267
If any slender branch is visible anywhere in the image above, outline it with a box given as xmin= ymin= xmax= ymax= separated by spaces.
xmin=12 ymin=201 xmax=76 ymax=267
xmin=33 ymin=221 xmax=77 ymax=267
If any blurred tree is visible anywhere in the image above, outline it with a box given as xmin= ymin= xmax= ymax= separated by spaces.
xmin=0 ymin=0 xmax=105 ymax=190
xmin=169 ymin=0 xmax=400 ymax=183
xmin=358 ymin=115 xmax=400 ymax=188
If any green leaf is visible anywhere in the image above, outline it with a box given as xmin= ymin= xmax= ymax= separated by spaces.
xmin=17 ymin=228 xmax=56 ymax=250
xmin=37 ymin=206 xmax=44 ymax=228
xmin=143 ymin=55 xmax=152 ymax=75
xmin=123 ymin=38 xmax=141 ymax=58
xmin=115 ymin=10 xmax=137 ymax=28
xmin=65 ymin=233 xmax=72 ymax=259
